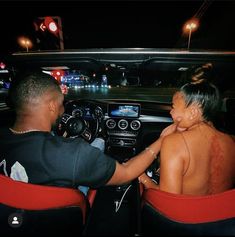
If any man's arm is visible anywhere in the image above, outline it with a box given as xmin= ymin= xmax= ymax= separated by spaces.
xmin=107 ymin=123 xmax=179 ymax=186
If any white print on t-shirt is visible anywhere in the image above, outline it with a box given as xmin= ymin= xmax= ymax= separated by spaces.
xmin=0 ymin=159 xmax=8 ymax=176
xmin=0 ymin=159 xmax=28 ymax=182
xmin=10 ymin=161 xmax=28 ymax=183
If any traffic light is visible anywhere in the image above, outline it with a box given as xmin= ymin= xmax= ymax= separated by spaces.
xmin=33 ymin=16 xmax=64 ymax=50
xmin=34 ymin=17 xmax=59 ymax=36
xmin=44 ymin=17 xmax=59 ymax=36
xmin=39 ymin=22 xmax=47 ymax=32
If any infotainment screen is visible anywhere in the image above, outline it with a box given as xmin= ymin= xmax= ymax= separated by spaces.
xmin=108 ymin=103 xmax=141 ymax=118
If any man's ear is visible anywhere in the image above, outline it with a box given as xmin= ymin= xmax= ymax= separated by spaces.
xmin=48 ymin=99 xmax=56 ymax=113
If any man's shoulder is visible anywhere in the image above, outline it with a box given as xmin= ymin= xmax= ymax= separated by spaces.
xmin=0 ymin=127 xmax=11 ymax=137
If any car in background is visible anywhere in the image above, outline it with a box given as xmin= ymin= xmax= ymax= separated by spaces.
xmin=0 ymin=62 xmax=11 ymax=89
xmin=1 ymin=48 xmax=235 ymax=236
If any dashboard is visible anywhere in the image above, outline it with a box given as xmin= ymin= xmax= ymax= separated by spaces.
xmin=61 ymin=99 xmax=172 ymax=162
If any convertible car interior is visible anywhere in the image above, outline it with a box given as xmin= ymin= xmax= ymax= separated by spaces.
xmin=0 ymin=48 xmax=235 ymax=236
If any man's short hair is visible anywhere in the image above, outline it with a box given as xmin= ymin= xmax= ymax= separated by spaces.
xmin=8 ymin=71 xmax=61 ymax=111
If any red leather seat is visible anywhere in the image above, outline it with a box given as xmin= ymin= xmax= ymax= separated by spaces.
xmin=0 ymin=175 xmax=88 ymax=236
xmin=141 ymin=188 xmax=235 ymax=236
xmin=87 ymin=189 xmax=97 ymax=207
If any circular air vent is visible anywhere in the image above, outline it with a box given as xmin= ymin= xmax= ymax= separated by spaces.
xmin=130 ymin=120 xmax=141 ymax=130
xmin=106 ymin=119 xmax=116 ymax=129
xmin=118 ymin=119 xmax=128 ymax=130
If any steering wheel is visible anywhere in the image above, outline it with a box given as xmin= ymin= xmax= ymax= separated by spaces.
xmin=56 ymin=113 xmax=100 ymax=143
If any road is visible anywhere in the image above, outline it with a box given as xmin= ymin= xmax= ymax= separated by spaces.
xmin=65 ymin=87 xmax=176 ymax=103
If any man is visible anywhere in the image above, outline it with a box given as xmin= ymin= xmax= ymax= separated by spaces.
xmin=139 ymin=79 xmax=235 ymax=195
xmin=0 ymin=71 xmax=173 ymax=189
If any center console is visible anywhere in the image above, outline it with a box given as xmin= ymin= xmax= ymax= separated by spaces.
xmin=104 ymin=103 xmax=142 ymax=162
xmin=83 ymin=103 xmax=143 ymax=235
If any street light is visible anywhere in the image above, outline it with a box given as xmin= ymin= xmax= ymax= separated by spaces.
xmin=184 ymin=19 xmax=199 ymax=51
xmin=18 ymin=37 xmax=33 ymax=52
xmin=21 ymin=39 xmax=30 ymax=52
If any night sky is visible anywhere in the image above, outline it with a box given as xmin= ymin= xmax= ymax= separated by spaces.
xmin=0 ymin=0 xmax=235 ymax=55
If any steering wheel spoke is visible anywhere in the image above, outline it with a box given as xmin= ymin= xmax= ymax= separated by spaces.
xmin=81 ymin=128 xmax=92 ymax=141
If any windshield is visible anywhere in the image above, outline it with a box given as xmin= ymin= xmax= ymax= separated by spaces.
xmin=45 ymin=64 xmax=177 ymax=103
xmin=34 ymin=54 xmax=234 ymax=104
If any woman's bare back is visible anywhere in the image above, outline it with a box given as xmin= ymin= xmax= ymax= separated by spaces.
xmin=181 ymin=123 xmax=235 ymax=195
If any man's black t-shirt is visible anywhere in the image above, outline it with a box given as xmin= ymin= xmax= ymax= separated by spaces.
xmin=0 ymin=128 xmax=116 ymax=189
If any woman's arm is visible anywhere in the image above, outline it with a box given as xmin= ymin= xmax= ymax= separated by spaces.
xmin=139 ymin=173 xmax=159 ymax=189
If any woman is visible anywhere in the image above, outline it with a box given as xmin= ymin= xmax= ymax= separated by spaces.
xmin=139 ymin=72 xmax=235 ymax=195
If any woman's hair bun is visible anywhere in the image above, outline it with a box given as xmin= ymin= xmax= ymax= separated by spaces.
xmin=191 ymin=63 xmax=213 ymax=83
